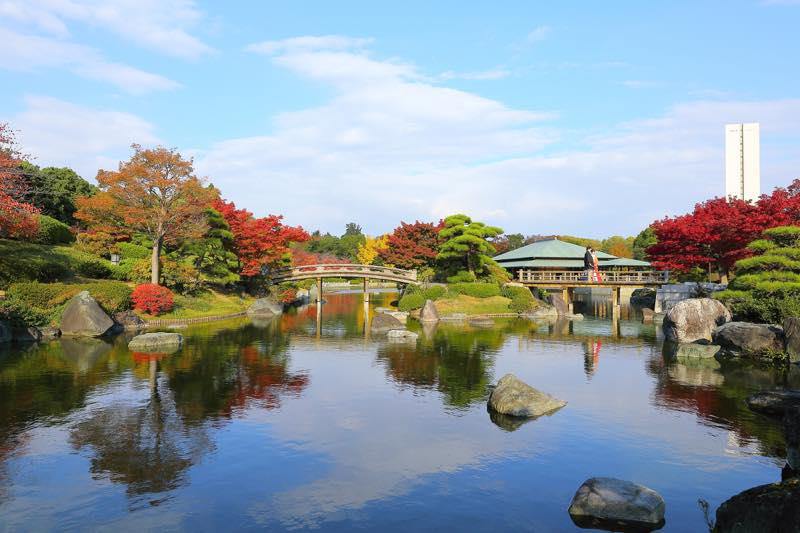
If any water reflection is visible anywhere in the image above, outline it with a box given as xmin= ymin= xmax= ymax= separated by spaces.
xmin=0 ymin=291 xmax=793 ymax=530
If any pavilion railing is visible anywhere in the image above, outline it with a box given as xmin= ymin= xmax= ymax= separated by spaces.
xmin=516 ymin=269 xmax=669 ymax=284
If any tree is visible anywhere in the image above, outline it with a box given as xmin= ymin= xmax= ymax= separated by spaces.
xmin=339 ymin=223 xmax=365 ymax=261
xmin=437 ymin=214 xmax=503 ymax=276
xmin=378 ymin=220 xmax=443 ymax=270
xmin=492 ymin=233 xmax=525 ymax=255
xmin=213 ymin=198 xmax=308 ymax=277
xmin=601 ymin=235 xmax=634 ymax=258
xmin=75 ymin=145 xmax=214 ymax=284
xmin=18 ymin=162 xmax=96 ymax=224
xmin=0 ymin=123 xmax=39 ymax=239
xmin=632 ymin=227 xmax=657 ymax=261
xmin=307 ymin=232 xmax=344 ymax=258
xmin=356 ymin=235 xmax=388 ymax=265
xmin=648 ymin=197 xmax=764 ymax=283
xmin=177 ymin=208 xmax=239 ymax=285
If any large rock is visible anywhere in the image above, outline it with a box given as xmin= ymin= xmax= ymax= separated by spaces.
xmin=663 ymin=340 xmax=721 ymax=360
xmin=714 ymin=478 xmax=800 ymax=533
xmin=419 ymin=299 xmax=439 ymax=323
xmin=247 ymin=297 xmax=283 ymax=317
xmin=548 ymin=293 xmax=569 ymax=315
xmin=60 ymin=291 xmax=114 ymax=337
xmin=568 ymin=477 xmax=666 ymax=531
xmin=713 ymin=322 xmax=785 ymax=357
xmin=663 ymin=298 xmax=731 ymax=343
xmin=488 ymin=373 xmax=566 ymax=418
xmin=746 ymin=390 xmax=800 ymax=417
xmin=382 ymin=310 xmax=408 ymax=324
xmin=370 ymin=313 xmax=404 ymax=334
xmin=631 ymin=288 xmax=657 ymax=309
xmin=128 ymin=332 xmax=183 ymax=353
xmin=784 ymin=317 xmax=800 ymax=363
xmin=113 ymin=311 xmax=146 ymax=331
xmin=387 ymin=329 xmax=418 ymax=342
xmin=526 ymin=306 xmax=559 ymax=320
xmin=0 ymin=320 xmax=11 ymax=343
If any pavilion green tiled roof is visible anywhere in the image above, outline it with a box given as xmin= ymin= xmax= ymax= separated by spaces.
xmin=493 ymin=238 xmax=651 ymax=269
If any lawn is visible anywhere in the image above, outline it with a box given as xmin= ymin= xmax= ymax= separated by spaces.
xmin=433 ymin=295 xmax=514 ymax=316
xmin=137 ymin=289 xmax=254 ymax=320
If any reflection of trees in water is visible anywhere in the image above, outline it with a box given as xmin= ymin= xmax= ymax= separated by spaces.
xmin=647 ymin=351 xmax=800 ymax=459
xmin=69 ymin=358 xmax=213 ymax=504
xmin=376 ymin=324 xmax=505 ymax=408
xmin=161 ymin=319 xmax=309 ymax=423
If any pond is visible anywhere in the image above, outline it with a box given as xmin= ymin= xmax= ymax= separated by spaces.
xmin=0 ymin=291 xmax=794 ymax=531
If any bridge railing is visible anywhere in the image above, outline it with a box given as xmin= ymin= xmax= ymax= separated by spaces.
xmin=269 ymin=264 xmax=418 ymax=282
xmin=517 ymin=269 xmax=669 ymax=285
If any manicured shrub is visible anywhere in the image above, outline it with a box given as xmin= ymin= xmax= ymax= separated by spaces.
xmin=131 ymin=284 xmax=174 ymax=315
xmin=501 ymin=285 xmax=538 ymax=312
xmin=6 ymin=282 xmax=64 ymax=309
xmin=448 ymin=282 xmax=502 ymax=298
xmin=116 ymin=242 xmax=151 ymax=260
xmin=74 ymin=257 xmax=113 ymax=278
xmin=421 ymin=285 xmax=447 ymax=300
xmin=447 ymin=270 xmax=476 ymax=283
xmin=35 ymin=215 xmax=74 ymax=244
xmin=6 ymin=280 xmax=132 ymax=325
xmin=398 ymin=292 xmax=425 ymax=312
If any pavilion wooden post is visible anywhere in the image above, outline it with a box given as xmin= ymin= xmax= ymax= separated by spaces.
xmin=561 ymin=287 xmax=574 ymax=314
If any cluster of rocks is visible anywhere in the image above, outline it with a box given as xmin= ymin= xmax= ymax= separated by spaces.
xmin=662 ymin=298 xmax=800 ymax=364
xmin=246 ymin=297 xmax=283 ymax=318
xmin=0 ymin=290 xmax=149 ymax=345
xmin=370 ymin=305 xmax=419 ymax=343
xmin=487 ymin=373 xmax=665 ymax=530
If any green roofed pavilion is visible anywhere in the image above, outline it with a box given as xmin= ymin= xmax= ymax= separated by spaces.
xmin=494 ymin=237 xmax=651 ymax=273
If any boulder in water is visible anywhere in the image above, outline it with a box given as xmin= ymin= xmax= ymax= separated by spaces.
xmin=488 ymin=374 xmax=566 ymax=418
xmin=784 ymin=317 xmax=800 ymax=363
xmin=713 ymin=322 xmax=785 ymax=358
xmin=387 ymin=329 xmax=418 ymax=342
xmin=60 ymin=291 xmax=114 ymax=337
xmin=746 ymin=390 xmax=800 ymax=417
xmin=714 ymin=478 xmax=800 ymax=533
xmin=247 ymin=297 xmax=283 ymax=317
xmin=663 ymin=298 xmax=730 ymax=343
xmin=419 ymin=299 xmax=439 ymax=323
xmin=113 ymin=311 xmax=146 ymax=331
xmin=370 ymin=313 xmax=404 ymax=334
xmin=128 ymin=332 xmax=183 ymax=353
xmin=568 ymin=477 xmax=666 ymax=531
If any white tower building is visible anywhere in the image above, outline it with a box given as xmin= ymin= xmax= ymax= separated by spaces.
xmin=724 ymin=123 xmax=760 ymax=201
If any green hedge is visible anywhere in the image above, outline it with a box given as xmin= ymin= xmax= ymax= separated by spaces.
xmin=501 ymin=285 xmax=538 ymax=312
xmin=0 ymin=240 xmax=119 ymax=288
xmin=398 ymin=292 xmax=425 ymax=312
xmin=35 ymin=215 xmax=74 ymax=245
xmin=6 ymin=280 xmax=132 ymax=326
xmin=448 ymin=282 xmax=501 ymax=298
xmin=716 ymin=290 xmax=800 ymax=324
xmin=117 ymin=242 xmax=151 ymax=260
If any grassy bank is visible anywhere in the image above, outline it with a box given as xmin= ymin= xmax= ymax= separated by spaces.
xmin=399 ymin=282 xmax=543 ymax=316
xmin=433 ymin=295 xmax=515 ymax=315
xmin=136 ymin=290 xmax=254 ymax=320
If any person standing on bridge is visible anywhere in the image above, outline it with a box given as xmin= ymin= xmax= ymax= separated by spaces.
xmin=583 ymin=246 xmax=593 ymax=281
xmin=591 ymin=247 xmax=602 ymax=282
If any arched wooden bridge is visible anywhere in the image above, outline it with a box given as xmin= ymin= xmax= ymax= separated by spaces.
xmin=269 ymin=264 xmax=419 ymax=285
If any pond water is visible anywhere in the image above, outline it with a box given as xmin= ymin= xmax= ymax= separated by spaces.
xmin=0 ymin=291 xmax=795 ymax=531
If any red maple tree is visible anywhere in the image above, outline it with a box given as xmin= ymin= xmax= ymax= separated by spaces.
xmin=378 ymin=220 xmax=443 ymax=269
xmin=213 ymin=198 xmax=308 ymax=277
xmin=0 ymin=123 xmax=39 ymax=238
xmin=647 ymin=180 xmax=800 ymax=282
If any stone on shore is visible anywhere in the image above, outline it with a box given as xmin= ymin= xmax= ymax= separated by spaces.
xmin=419 ymin=299 xmax=439 ymax=323
xmin=526 ymin=306 xmax=559 ymax=320
xmin=247 ymin=297 xmax=283 ymax=317
xmin=39 ymin=327 xmax=61 ymax=341
xmin=113 ymin=311 xmax=146 ymax=331
xmin=370 ymin=313 xmax=404 ymax=334
xmin=714 ymin=478 xmax=800 ymax=533
xmin=128 ymin=332 xmax=183 ymax=353
xmin=783 ymin=317 xmax=800 ymax=363
xmin=568 ymin=477 xmax=666 ymax=531
xmin=746 ymin=390 xmax=800 ymax=417
xmin=548 ymin=293 xmax=569 ymax=315
xmin=488 ymin=373 xmax=566 ymax=418
xmin=713 ymin=322 xmax=785 ymax=357
xmin=631 ymin=288 xmax=657 ymax=309
xmin=663 ymin=298 xmax=731 ymax=344
xmin=383 ymin=311 xmax=408 ymax=324
xmin=387 ymin=329 xmax=418 ymax=342
xmin=60 ymin=291 xmax=114 ymax=337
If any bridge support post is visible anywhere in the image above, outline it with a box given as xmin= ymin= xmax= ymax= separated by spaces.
xmin=316 ymin=277 xmax=323 ymax=304
xmin=611 ymin=286 xmax=621 ymax=322
xmin=363 ymin=277 xmax=370 ymax=303
xmin=561 ymin=287 xmax=574 ymax=314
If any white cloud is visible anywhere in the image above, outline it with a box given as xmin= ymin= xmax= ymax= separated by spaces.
xmin=0 ymin=0 xmax=212 ymax=59
xmin=439 ymin=68 xmax=511 ymax=81
xmin=246 ymin=35 xmax=372 ymax=55
xmin=9 ymin=95 xmax=160 ymax=180
xmin=0 ymin=27 xmax=179 ymax=93
xmin=526 ymin=25 xmax=551 ymax=43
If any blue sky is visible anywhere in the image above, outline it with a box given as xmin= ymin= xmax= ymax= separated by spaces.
xmin=2 ymin=1 xmax=799 ymax=237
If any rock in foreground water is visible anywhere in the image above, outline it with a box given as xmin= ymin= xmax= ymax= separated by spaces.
xmin=488 ymin=374 xmax=566 ymax=417
xmin=568 ymin=477 xmax=665 ymax=531
xmin=370 ymin=313 xmax=404 ymax=334
xmin=60 ymin=291 xmax=114 ymax=337
xmin=714 ymin=478 xmax=800 ymax=533
xmin=387 ymin=329 xmax=418 ymax=342
xmin=128 ymin=332 xmax=183 ymax=353
xmin=419 ymin=299 xmax=439 ymax=323
xmin=663 ymin=298 xmax=730 ymax=344
xmin=746 ymin=390 xmax=800 ymax=417
xmin=247 ymin=298 xmax=283 ymax=317
xmin=713 ymin=322 xmax=785 ymax=357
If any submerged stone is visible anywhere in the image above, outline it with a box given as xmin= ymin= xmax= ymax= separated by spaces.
xmin=568 ymin=477 xmax=665 ymax=531
xmin=387 ymin=329 xmax=418 ymax=342
xmin=746 ymin=390 xmax=800 ymax=417
xmin=488 ymin=373 xmax=566 ymax=418
xmin=128 ymin=332 xmax=183 ymax=353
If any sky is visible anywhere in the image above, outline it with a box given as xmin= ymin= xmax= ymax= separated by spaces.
xmin=2 ymin=0 xmax=800 ymax=238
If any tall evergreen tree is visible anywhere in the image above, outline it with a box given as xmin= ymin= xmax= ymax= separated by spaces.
xmin=436 ymin=214 xmax=503 ymax=277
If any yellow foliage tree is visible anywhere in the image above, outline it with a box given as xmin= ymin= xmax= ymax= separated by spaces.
xmin=356 ymin=235 xmax=388 ymax=265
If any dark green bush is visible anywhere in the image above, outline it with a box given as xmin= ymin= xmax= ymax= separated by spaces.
xmin=501 ymin=285 xmax=538 ymax=312
xmin=35 ymin=215 xmax=74 ymax=245
xmin=716 ymin=290 xmax=800 ymax=324
xmin=6 ymin=280 xmax=132 ymax=325
xmin=419 ymin=285 xmax=447 ymax=300
xmin=74 ymin=257 xmax=113 ymax=278
xmin=0 ymin=299 xmax=50 ymax=327
xmin=398 ymin=292 xmax=425 ymax=312
xmin=448 ymin=282 xmax=501 ymax=298
xmin=117 ymin=242 xmax=151 ymax=260
xmin=446 ymin=270 xmax=477 ymax=283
